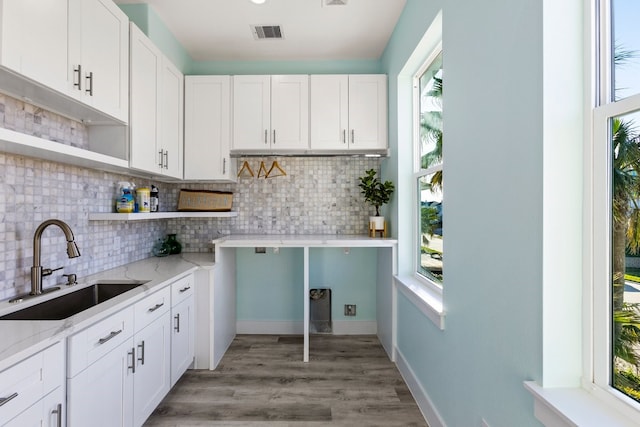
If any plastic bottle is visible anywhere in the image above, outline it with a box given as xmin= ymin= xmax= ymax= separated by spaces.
xmin=150 ymin=185 xmax=159 ymax=212
xmin=116 ymin=186 xmax=135 ymax=213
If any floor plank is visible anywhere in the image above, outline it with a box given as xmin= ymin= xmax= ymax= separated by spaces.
xmin=144 ymin=335 xmax=428 ymax=427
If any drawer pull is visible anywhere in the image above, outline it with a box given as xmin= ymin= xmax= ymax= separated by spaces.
xmin=174 ymin=313 xmax=180 ymax=333
xmin=179 ymin=286 xmax=191 ymax=293
xmin=52 ymin=403 xmax=62 ymax=427
xmin=0 ymin=392 xmax=18 ymax=407
xmin=148 ymin=302 xmax=164 ymax=312
xmin=98 ymin=329 xmax=123 ymax=345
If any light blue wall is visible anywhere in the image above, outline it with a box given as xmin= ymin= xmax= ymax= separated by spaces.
xmin=189 ymin=59 xmax=381 ymax=75
xmin=118 ymin=4 xmax=193 ymax=73
xmin=381 ymin=0 xmax=544 ymax=426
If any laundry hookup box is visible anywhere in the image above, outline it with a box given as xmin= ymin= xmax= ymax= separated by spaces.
xmin=177 ymin=190 xmax=233 ymax=212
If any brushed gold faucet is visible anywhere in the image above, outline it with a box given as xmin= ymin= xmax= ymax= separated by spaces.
xmin=30 ymin=219 xmax=81 ymax=296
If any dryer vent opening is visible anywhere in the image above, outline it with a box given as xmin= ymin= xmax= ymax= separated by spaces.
xmin=310 ymin=288 xmax=332 ymax=334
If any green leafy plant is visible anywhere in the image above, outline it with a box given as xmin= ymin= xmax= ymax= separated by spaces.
xmin=358 ymin=169 xmax=395 ymax=216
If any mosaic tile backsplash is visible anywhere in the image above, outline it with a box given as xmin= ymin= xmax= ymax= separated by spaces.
xmin=0 ymin=95 xmax=383 ymax=300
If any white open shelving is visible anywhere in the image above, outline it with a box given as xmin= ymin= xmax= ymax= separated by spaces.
xmin=88 ymin=211 xmax=238 ymax=221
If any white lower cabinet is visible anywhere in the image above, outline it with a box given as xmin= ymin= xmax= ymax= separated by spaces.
xmin=0 ymin=342 xmax=64 ymax=427
xmin=66 ymin=275 xmax=192 ymax=427
xmin=170 ymin=275 xmax=195 ymax=386
xmin=67 ymin=337 xmax=134 ymax=427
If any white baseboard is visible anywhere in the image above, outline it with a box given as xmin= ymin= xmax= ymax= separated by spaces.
xmin=236 ymin=320 xmax=304 ymax=334
xmin=236 ymin=320 xmax=377 ymax=335
xmin=396 ymin=347 xmax=447 ymax=427
xmin=331 ymin=320 xmax=377 ymax=335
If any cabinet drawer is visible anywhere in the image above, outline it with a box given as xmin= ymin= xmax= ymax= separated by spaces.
xmin=134 ymin=286 xmax=171 ymax=332
xmin=0 ymin=342 xmax=63 ymax=423
xmin=171 ymin=274 xmax=194 ymax=306
xmin=67 ymin=306 xmax=134 ymax=377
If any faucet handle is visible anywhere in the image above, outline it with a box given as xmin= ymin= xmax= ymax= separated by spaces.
xmin=42 ymin=266 xmax=63 ymax=277
xmin=63 ymin=273 xmax=77 ymax=286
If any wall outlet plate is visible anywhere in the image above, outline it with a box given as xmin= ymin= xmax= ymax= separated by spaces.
xmin=344 ymin=304 xmax=356 ymax=316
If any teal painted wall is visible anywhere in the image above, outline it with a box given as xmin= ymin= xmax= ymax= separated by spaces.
xmin=236 ymin=247 xmax=378 ymax=322
xmin=118 ymin=4 xmax=192 ymax=73
xmin=381 ymin=0 xmax=544 ymax=426
xmin=189 ymin=59 xmax=381 ymax=75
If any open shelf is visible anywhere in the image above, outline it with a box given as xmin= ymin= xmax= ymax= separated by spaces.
xmin=88 ymin=211 xmax=238 ymax=221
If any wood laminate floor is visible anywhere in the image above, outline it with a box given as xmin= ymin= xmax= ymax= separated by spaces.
xmin=144 ymin=334 xmax=428 ymax=427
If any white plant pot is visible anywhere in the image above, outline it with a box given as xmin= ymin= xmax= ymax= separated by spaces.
xmin=369 ymin=216 xmax=385 ymax=230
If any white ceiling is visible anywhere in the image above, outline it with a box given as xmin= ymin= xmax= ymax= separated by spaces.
xmin=113 ymin=0 xmax=406 ymax=62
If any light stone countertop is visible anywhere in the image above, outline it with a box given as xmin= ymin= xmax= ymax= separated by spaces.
xmin=216 ymin=234 xmax=398 ymax=247
xmin=0 ymin=253 xmax=214 ymax=372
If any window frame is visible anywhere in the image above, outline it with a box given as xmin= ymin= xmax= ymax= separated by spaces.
xmin=588 ymin=0 xmax=640 ymax=415
xmin=412 ymin=42 xmax=443 ymax=295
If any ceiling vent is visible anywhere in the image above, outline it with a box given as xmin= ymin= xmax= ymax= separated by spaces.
xmin=324 ymin=0 xmax=348 ymax=5
xmin=251 ymin=25 xmax=283 ymax=40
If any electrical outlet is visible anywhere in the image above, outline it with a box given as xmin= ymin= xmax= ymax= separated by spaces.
xmin=344 ymin=304 xmax=356 ymax=316
xmin=273 ymin=247 xmax=279 ymax=254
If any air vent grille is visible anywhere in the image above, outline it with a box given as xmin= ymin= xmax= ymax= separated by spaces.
xmin=325 ymin=0 xmax=348 ymax=5
xmin=252 ymin=25 xmax=283 ymax=40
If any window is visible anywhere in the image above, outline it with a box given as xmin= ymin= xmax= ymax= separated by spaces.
xmin=593 ymin=0 xmax=640 ymax=408
xmin=415 ymin=49 xmax=443 ymax=286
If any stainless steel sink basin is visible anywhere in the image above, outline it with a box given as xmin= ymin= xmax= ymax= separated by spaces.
xmin=0 ymin=280 xmax=149 ymax=320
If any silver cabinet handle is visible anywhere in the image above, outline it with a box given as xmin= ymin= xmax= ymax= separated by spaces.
xmin=73 ymin=65 xmax=82 ymax=90
xmin=273 ymin=129 xmax=276 ymax=144
xmin=351 ymin=129 xmax=355 ymax=144
xmin=148 ymin=302 xmax=164 ymax=312
xmin=163 ymin=150 xmax=169 ymax=169
xmin=179 ymin=286 xmax=191 ymax=293
xmin=85 ymin=71 xmax=93 ymax=96
xmin=0 ymin=392 xmax=18 ymax=407
xmin=52 ymin=403 xmax=62 ymax=427
xmin=343 ymin=129 xmax=346 ymax=144
xmin=264 ymin=129 xmax=268 ymax=145
xmin=223 ymin=158 xmax=226 ymax=174
xmin=158 ymin=149 xmax=164 ymax=168
xmin=174 ymin=313 xmax=180 ymax=333
xmin=98 ymin=329 xmax=123 ymax=345
xmin=137 ymin=340 xmax=145 ymax=365
xmin=128 ymin=347 xmax=135 ymax=373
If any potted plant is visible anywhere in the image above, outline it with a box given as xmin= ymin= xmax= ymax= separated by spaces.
xmin=358 ymin=168 xmax=395 ymax=232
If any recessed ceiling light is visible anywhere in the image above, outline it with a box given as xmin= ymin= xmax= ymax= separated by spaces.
xmin=251 ymin=0 xmax=266 ymax=4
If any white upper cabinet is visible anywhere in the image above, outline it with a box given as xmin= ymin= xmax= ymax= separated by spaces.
xmin=129 ymin=24 xmax=184 ymax=179
xmin=0 ymin=0 xmax=70 ymax=96
xmin=232 ymin=75 xmax=309 ymax=153
xmin=0 ymin=0 xmax=129 ymax=123
xmin=69 ymin=0 xmax=130 ymax=122
xmin=184 ymin=76 xmax=235 ymax=181
xmin=310 ymin=74 xmax=387 ymax=152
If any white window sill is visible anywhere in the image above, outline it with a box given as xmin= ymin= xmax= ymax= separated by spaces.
xmin=394 ymin=274 xmax=445 ymax=329
xmin=524 ymin=381 xmax=640 ymax=427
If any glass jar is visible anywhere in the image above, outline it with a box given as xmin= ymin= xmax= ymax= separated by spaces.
xmin=166 ymin=233 xmax=182 ymax=254
xmin=152 ymin=238 xmax=170 ymax=257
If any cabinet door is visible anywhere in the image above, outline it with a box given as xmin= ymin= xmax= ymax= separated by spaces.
xmin=159 ymin=58 xmax=184 ymax=179
xmin=75 ymin=0 xmax=129 ymax=122
xmin=129 ymin=23 xmax=161 ymax=174
xmin=4 ymin=387 xmax=64 ymax=427
xmin=232 ymin=75 xmax=271 ymax=151
xmin=184 ymin=76 xmax=233 ymax=180
xmin=171 ymin=296 xmax=194 ymax=386
xmin=310 ymin=75 xmax=349 ymax=150
xmin=133 ymin=313 xmax=171 ymax=427
xmin=348 ymin=75 xmax=388 ymax=150
xmin=271 ymin=75 xmax=309 ymax=150
xmin=0 ymin=0 xmax=70 ymax=96
xmin=67 ymin=338 xmax=135 ymax=427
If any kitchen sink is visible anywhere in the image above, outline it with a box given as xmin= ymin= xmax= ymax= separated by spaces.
xmin=0 ymin=280 xmax=149 ymax=321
